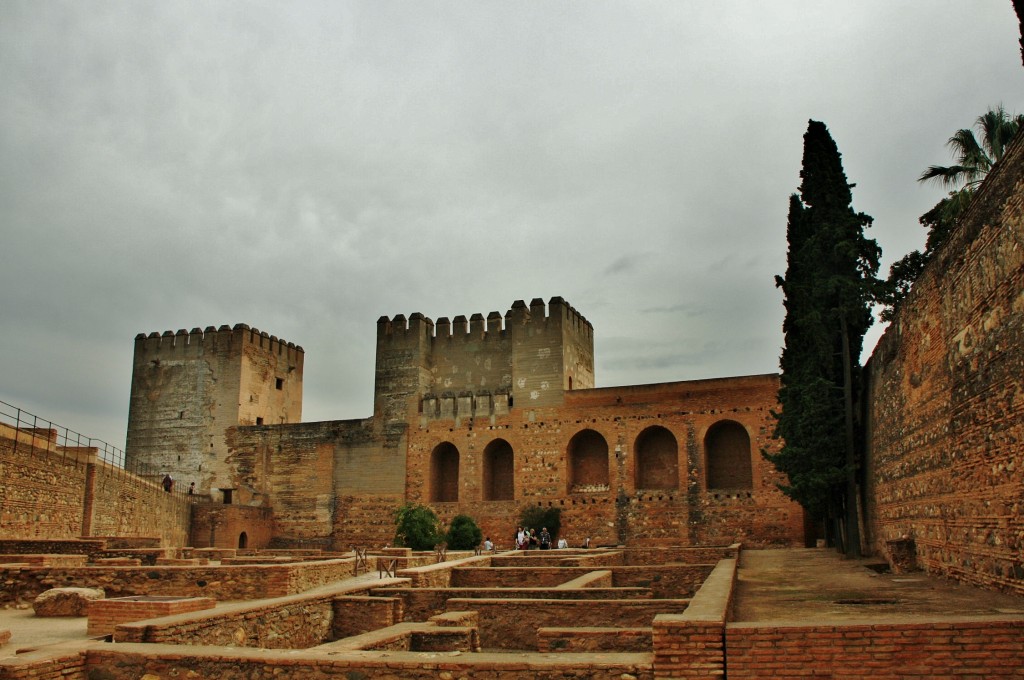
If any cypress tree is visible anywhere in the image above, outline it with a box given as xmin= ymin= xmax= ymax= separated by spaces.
xmin=768 ymin=120 xmax=881 ymax=556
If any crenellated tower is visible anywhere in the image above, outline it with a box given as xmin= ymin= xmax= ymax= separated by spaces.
xmin=125 ymin=324 xmax=303 ymax=501
xmin=374 ymin=296 xmax=594 ymax=424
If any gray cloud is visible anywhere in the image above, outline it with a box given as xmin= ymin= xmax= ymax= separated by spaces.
xmin=1 ymin=1 xmax=1022 ymax=446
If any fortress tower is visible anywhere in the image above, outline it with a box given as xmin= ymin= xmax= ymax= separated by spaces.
xmin=374 ymin=296 xmax=594 ymax=426
xmin=125 ymin=324 xmax=303 ymax=502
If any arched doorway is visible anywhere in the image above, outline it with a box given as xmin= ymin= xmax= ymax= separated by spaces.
xmin=238 ymin=531 xmax=248 ymax=549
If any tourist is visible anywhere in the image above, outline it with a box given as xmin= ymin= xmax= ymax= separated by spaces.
xmin=484 ymin=536 xmax=493 ymax=552
xmin=516 ymin=527 xmax=526 ymax=550
xmin=162 ymin=474 xmax=173 ymax=492
xmin=187 ymin=482 xmax=195 ymax=495
xmin=539 ymin=527 xmax=551 ymax=550
xmin=528 ymin=529 xmax=538 ymax=549
xmin=557 ymin=536 xmax=568 ymax=549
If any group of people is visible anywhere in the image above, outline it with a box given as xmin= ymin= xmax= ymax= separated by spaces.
xmin=514 ymin=526 xmax=572 ymax=550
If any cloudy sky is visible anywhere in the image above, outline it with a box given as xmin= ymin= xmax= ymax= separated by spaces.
xmin=1 ymin=2 xmax=1022 ymax=448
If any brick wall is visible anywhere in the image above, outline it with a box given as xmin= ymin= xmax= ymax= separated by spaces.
xmin=725 ymin=618 xmax=1024 ymax=678
xmin=864 ymin=134 xmax=1024 ymax=594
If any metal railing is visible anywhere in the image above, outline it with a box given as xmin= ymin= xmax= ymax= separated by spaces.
xmin=0 ymin=399 xmax=127 ymax=467
xmin=0 ymin=398 xmax=177 ymax=477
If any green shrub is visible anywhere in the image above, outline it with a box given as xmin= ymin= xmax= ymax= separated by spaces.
xmin=519 ymin=505 xmax=561 ymax=540
xmin=445 ymin=514 xmax=483 ymax=550
xmin=393 ymin=503 xmax=440 ymax=550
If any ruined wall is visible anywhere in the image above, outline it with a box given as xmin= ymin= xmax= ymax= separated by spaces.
xmin=126 ymin=324 xmax=303 ymax=500
xmin=395 ymin=374 xmax=803 ymax=550
xmin=865 ymin=134 xmax=1024 ymax=594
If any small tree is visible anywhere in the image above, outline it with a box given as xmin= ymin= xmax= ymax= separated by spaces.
xmin=519 ymin=505 xmax=561 ymax=540
xmin=445 ymin=514 xmax=483 ymax=550
xmin=393 ymin=503 xmax=440 ymax=550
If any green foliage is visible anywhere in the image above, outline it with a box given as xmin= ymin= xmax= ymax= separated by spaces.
xmin=768 ymin=120 xmax=880 ymax=526
xmin=884 ymin=106 xmax=1023 ymax=318
xmin=393 ymin=503 xmax=440 ymax=551
xmin=444 ymin=514 xmax=483 ymax=550
xmin=519 ymin=505 xmax=561 ymax=539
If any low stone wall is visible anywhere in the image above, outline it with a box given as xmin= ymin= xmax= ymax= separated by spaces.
xmin=372 ymin=586 xmax=652 ymax=621
xmin=653 ymin=557 xmax=737 ymax=678
xmin=113 ymin=579 xmax=406 ymax=648
xmin=0 ymin=648 xmax=87 ymax=680
xmin=726 ymin=617 xmax=1024 ymax=678
xmin=0 ymin=559 xmax=357 ymax=606
xmin=0 ymin=554 xmax=88 ymax=566
xmin=538 ymin=626 xmax=652 ymax=652
xmin=446 ymin=597 xmax=689 ymax=650
xmin=89 ymin=596 xmax=216 ymax=636
xmin=451 ymin=565 xmax=713 ymax=598
xmin=397 ymin=553 xmax=492 ymax=588
xmin=623 ymin=544 xmax=740 ymax=565
xmin=0 ymin=539 xmax=106 ymax=558
xmin=79 ymin=646 xmax=654 ymax=680
xmin=331 ymin=596 xmax=404 ymax=638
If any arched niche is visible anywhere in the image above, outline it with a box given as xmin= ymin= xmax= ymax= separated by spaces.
xmin=430 ymin=442 xmax=460 ymax=502
xmin=705 ymin=420 xmax=753 ymax=490
xmin=568 ymin=429 xmax=609 ymax=492
xmin=483 ymin=438 xmax=514 ymax=501
xmin=634 ymin=425 xmax=679 ymax=490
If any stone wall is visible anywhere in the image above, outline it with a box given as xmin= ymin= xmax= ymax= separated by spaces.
xmin=0 ymin=436 xmax=88 ymax=540
xmin=0 ymin=559 xmax=356 ymax=606
xmin=0 ymin=435 xmax=192 ymax=548
xmin=87 ymin=460 xmax=192 ymax=547
xmin=864 ymin=134 xmax=1024 ymax=593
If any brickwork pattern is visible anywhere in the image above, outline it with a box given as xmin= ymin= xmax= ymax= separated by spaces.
xmin=726 ymin=618 xmax=1024 ymax=678
xmin=865 ymin=134 xmax=1024 ymax=594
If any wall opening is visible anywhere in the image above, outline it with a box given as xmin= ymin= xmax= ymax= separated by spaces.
xmin=634 ymin=425 xmax=679 ymax=490
xmin=705 ymin=420 xmax=753 ymax=490
xmin=275 ymin=378 xmax=283 ymax=390
xmin=567 ymin=429 xmax=609 ymax=493
xmin=220 ymin=488 xmax=234 ymax=505
xmin=430 ymin=442 xmax=460 ymax=502
xmin=238 ymin=531 xmax=248 ymax=549
xmin=483 ymin=438 xmax=514 ymax=500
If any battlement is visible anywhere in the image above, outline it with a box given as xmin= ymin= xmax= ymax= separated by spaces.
xmin=133 ymin=324 xmax=304 ymax=364
xmin=376 ymin=296 xmax=592 ymax=343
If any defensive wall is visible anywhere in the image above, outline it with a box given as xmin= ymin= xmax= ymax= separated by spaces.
xmin=864 ymin=132 xmax=1024 ymax=595
xmin=0 ymin=428 xmax=191 ymax=547
xmin=126 ymin=324 xmax=303 ymax=502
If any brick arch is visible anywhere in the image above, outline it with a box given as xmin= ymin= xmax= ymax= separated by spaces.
xmin=430 ymin=442 xmax=460 ymax=502
xmin=705 ymin=420 xmax=752 ymax=490
xmin=483 ymin=438 xmax=514 ymax=501
xmin=634 ymin=425 xmax=679 ymax=490
xmin=567 ymin=429 xmax=609 ymax=492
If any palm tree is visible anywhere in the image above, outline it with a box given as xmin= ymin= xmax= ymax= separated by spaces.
xmin=919 ymin=105 xmax=1024 ymax=221
xmin=882 ymin=106 xmax=1023 ymax=320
